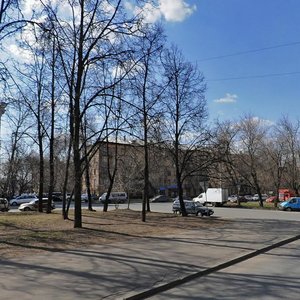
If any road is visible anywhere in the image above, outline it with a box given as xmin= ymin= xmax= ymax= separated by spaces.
xmin=5 ymin=201 xmax=300 ymax=299
xmin=8 ymin=201 xmax=300 ymax=222
xmin=149 ymin=238 xmax=300 ymax=300
xmin=124 ymin=202 xmax=300 ymax=221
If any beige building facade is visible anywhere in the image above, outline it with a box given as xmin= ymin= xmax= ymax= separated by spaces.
xmin=83 ymin=141 xmax=204 ymax=199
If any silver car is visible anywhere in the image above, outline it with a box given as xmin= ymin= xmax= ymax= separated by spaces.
xmin=9 ymin=194 xmax=38 ymax=206
xmin=19 ymin=199 xmax=55 ymax=211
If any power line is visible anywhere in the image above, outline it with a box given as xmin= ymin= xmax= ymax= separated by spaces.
xmin=198 ymin=41 xmax=300 ymax=62
xmin=207 ymin=71 xmax=300 ymax=82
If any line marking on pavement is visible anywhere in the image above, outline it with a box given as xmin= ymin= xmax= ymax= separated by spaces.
xmin=124 ymin=234 xmax=300 ymax=300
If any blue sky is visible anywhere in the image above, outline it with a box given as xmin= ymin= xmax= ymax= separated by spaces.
xmin=5 ymin=0 xmax=300 ymax=126
xmin=161 ymin=0 xmax=300 ymax=124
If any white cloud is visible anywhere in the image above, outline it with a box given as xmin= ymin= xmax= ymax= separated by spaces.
xmin=126 ymin=0 xmax=196 ymax=23
xmin=134 ymin=2 xmax=162 ymax=23
xmin=214 ymin=93 xmax=238 ymax=104
xmin=159 ymin=0 xmax=196 ymax=22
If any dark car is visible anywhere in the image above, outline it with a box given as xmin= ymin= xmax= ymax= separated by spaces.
xmin=172 ymin=200 xmax=214 ymax=216
xmin=150 ymin=195 xmax=169 ymax=202
xmin=42 ymin=193 xmax=63 ymax=202
xmin=52 ymin=195 xmax=63 ymax=202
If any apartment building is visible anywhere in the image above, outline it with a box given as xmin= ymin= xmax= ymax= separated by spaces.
xmin=83 ymin=141 xmax=204 ymax=198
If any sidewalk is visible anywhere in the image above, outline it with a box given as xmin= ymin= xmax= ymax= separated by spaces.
xmin=1 ymin=217 xmax=299 ymax=300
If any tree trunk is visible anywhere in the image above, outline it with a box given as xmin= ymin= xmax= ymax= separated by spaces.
xmin=62 ymin=137 xmax=72 ymax=220
xmin=103 ymin=139 xmax=118 ymax=212
xmin=38 ymin=130 xmax=44 ymax=212
xmin=47 ymin=38 xmax=56 ymax=214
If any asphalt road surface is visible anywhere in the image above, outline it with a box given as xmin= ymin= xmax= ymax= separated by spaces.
xmin=5 ymin=201 xmax=300 ymax=299
xmin=125 ymin=202 xmax=300 ymax=222
xmin=149 ymin=238 xmax=300 ymax=300
xmin=9 ymin=201 xmax=300 ymax=222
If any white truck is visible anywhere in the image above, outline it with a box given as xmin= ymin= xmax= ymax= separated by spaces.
xmin=193 ymin=188 xmax=228 ymax=206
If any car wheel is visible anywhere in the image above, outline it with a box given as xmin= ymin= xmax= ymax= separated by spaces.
xmin=286 ymin=207 xmax=292 ymax=211
xmin=24 ymin=207 xmax=31 ymax=211
xmin=11 ymin=202 xmax=18 ymax=206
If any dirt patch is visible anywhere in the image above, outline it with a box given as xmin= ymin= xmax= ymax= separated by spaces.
xmin=0 ymin=209 xmax=229 ymax=258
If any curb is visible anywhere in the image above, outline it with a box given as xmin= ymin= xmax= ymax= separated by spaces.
xmin=124 ymin=234 xmax=300 ymax=300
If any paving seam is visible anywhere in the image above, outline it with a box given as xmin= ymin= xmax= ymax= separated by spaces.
xmin=124 ymin=234 xmax=300 ymax=300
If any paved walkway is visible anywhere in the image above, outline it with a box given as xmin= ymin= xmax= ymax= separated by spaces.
xmin=1 ymin=217 xmax=299 ymax=299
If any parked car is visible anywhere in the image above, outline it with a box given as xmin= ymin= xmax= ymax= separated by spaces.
xmin=266 ymin=196 xmax=278 ymax=203
xmin=0 ymin=198 xmax=9 ymax=212
xmin=81 ymin=193 xmax=98 ymax=202
xmin=51 ymin=195 xmax=63 ymax=202
xmin=52 ymin=192 xmax=63 ymax=199
xmin=19 ymin=199 xmax=55 ymax=212
xmin=172 ymin=196 xmax=192 ymax=201
xmin=228 ymin=195 xmax=238 ymax=202
xmin=172 ymin=200 xmax=214 ymax=216
xmin=99 ymin=192 xmax=128 ymax=204
xmin=150 ymin=195 xmax=169 ymax=203
xmin=228 ymin=195 xmax=247 ymax=203
xmin=252 ymin=194 xmax=268 ymax=201
xmin=244 ymin=195 xmax=253 ymax=201
xmin=42 ymin=193 xmax=63 ymax=202
xmin=9 ymin=194 xmax=38 ymax=206
xmin=279 ymin=197 xmax=300 ymax=211
xmin=81 ymin=193 xmax=89 ymax=202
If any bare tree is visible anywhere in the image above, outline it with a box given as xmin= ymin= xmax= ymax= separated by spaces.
xmin=0 ymin=0 xmax=24 ymax=43
xmin=1 ymin=99 xmax=31 ymax=197
xmin=263 ymin=127 xmax=288 ymax=207
xmin=7 ymin=39 xmax=50 ymax=211
xmin=211 ymin=120 xmax=240 ymax=196
xmin=160 ymin=45 xmax=207 ymax=216
xmin=275 ymin=116 xmax=300 ymax=196
xmin=235 ymin=114 xmax=270 ymax=207
xmin=42 ymin=0 xmax=143 ymax=227
xmin=101 ymin=87 xmax=126 ymax=212
xmin=46 ymin=32 xmax=61 ymax=213
xmin=129 ymin=23 xmax=165 ymax=221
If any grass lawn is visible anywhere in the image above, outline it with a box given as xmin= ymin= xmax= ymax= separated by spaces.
xmin=0 ymin=209 xmax=229 ymax=258
xmin=225 ymin=201 xmax=279 ymax=210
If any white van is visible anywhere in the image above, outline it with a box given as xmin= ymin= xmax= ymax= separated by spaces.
xmin=99 ymin=192 xmax=127 ymax=204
